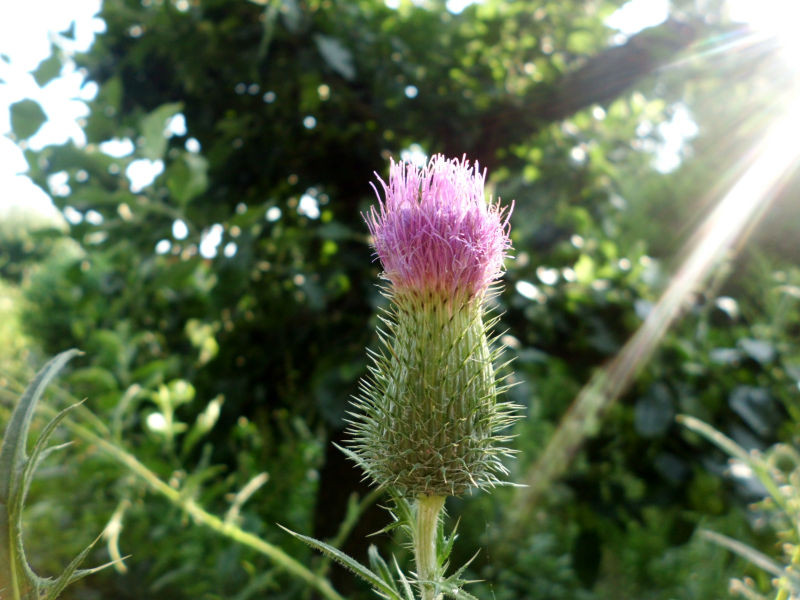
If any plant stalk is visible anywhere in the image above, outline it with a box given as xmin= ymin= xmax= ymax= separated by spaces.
xmin=775 ymin=543 xmax=800 ymax=600
xmin=415 ymin=495 xmax=445 ymax=600
xmin=37 ymin=405 xmax=345 ymax=600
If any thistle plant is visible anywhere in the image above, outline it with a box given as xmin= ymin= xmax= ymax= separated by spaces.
xmin=286 ymin=154 xmax=518 ymax=600
xmin=680 ymin=415 xmax=800 ymax=600
xmin=352 ymin=154 xmax=516 ymax=498
xmin=0 ymin=350 xmax=110 ymax=600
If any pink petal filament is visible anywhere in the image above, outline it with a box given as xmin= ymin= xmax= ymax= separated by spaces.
xmin=365 ymin=154 xmax=512 ymax=300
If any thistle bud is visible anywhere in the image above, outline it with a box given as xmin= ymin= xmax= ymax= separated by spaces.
xmin=349 ymin=154 xmax=517 ymax=497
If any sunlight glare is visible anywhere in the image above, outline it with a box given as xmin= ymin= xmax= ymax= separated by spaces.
xmin=512 ymin=97 xmax=800 ymax=517
xmin=606 ymin=0 xmax=668 ymax=37
xmin=728 ymin=0 xmax=800 ymax=57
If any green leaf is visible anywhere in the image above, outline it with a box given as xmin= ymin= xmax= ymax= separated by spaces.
xmin=368 ymin=545 xmax=399 ymax=595
xmin=43 ymin=533 xmax=116 ymax=600
xmin=633 ymin=383 xmax=673 ymax=438
xmin=9 ymin=99 xmax=47 ymax=140
xmin=67 ymin=367 xmax=119 ymax=396
xmin=393 ymin=555 xmax=415 ymax=600
xmin=445 ymin=549 xmax=480 ymax=581
xmin=60 ymin=22 xmax=76 ymax=40
xmin=279 ymin=0 xmax=303 ymax=33
xmin=181 ymin=395 xmax=224 ymax=458
xmin=439 ymin=550 xmax=481 ymax=600
xmin=388 ymin=491 xmax=415 ymax=531
xmin=441 ymin=582 xmax=479 ymax=600
xmin=140 ymin=102 xmax=183 ymax=160
xmin=738 ymin=338 xmax=776 ymax=364
xmin=84 ymin=77 xmax=123 ymax=140
xmin=438 ymin=517 xmax=459 ymax=567
xmin=573 ymin=253 xmax=595 ymax=284
xmin=166 ymin=152 xmax=209 ymax=204
xmin=566 ymin=30 xmax=596 ymax=54
xmin=699 ymin=529 xmax=790 ymax=581
xmin=279 ymin=525 xmax=402 ymax=600
xmin=0 ymin=349 xmax=81 ymax=502
xmin=32 ymin=48 xmax=62 ymax=87
xmin=20 ymin=402 xmax=83 ymax=509
xmin=314 ymin=34 xmax=355 ymax=81
xmin=0 ymin=349 xmax=81 ymax=599
xmin=100 ymin=77 xmax=123 ymax=111
xmin=677 ymin=415 xmax=791 ymax=516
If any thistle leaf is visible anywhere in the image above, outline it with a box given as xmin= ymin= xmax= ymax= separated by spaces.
xmin=438 ymin=517 xmax=460 ymax=567
xmin=368 ymin=545 xmax=400 ymax=595
xmin=42 ymin=533 xmax=115 ymax=600
xmin=0 ymin=349 xmax=81 ymax=598
xmin=0 ymin=349 xmax=81 ymax=501
xmin=0 ymin=350 xmax=113 ymax=600
xmin=439 ymin=550 xmax=481 ymax=600
xmin=278 ymin=525 xmax=403 ymax=600
xmin=393 ymin=555 xmax=416 ymax=600
xmin=20 ymin=402 xmax=83 ymax=509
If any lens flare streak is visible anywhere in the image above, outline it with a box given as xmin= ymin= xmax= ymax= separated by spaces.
xmin=512 ymin=102 xmax=800 ymax=518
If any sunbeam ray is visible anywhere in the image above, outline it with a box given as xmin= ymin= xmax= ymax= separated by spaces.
xmin=510 ymin=91 xmax=800 ymax=521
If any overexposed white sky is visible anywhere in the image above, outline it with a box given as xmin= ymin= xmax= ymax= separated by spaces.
xmin=0 ymin=0 xmax=103 ymax=218
xmin=0 ymin=0 xmax=774 ymax=219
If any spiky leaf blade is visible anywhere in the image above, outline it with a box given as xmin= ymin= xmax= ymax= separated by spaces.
xmin=43 ymin=533 xmax=115 ymax=600
xmin=0 ymin=349 xmax=81 ymax=500
xmin=368 ymin=545 xmax=399 ymax=595
xmin=278 ymin=525 xmax=402 ymax=600
xmin=0 ymin=349 xmax=81 ymax=598
xmin=20 ymin=402 xmax=83 ymax=509
xmin=393 ymin=555 xmax=416 ymax=600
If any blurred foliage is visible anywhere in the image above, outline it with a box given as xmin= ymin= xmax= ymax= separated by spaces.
xmin=2 ymin=0 xmax=800 ymax=598
xmin=679 ymin=414 xmax=800 ymax=600
xmin=0 ymin=207 xmax=63 ymax=283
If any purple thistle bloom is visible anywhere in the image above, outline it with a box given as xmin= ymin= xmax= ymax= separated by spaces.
xmin=351 ymin=154 xmax=519 ymax=497
xmin=365 ymin=154 xmax=512 ymax=301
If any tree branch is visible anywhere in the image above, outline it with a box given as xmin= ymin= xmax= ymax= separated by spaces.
xmin=453 ymin=18 xmax=700 ymax=167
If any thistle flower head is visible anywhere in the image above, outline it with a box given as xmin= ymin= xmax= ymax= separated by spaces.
xmin=350 ymin=154 xmax=519 ymax=497
xmin=365 ymin=154 xmax=512 ymax=301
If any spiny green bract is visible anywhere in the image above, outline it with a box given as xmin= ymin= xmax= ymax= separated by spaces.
xmin=348 ymin=293 xmax=518 ymax=497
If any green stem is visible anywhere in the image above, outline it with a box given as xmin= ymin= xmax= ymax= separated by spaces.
xmin=415 ymin=495 xmax=445 ymax=600
xmin=9 ymin=536 xmax=22 ymax=600
xmin=775 ymin=543 xmax=800 ymax=600
xmin=39 ymin=407 xmax=344 ymax=600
